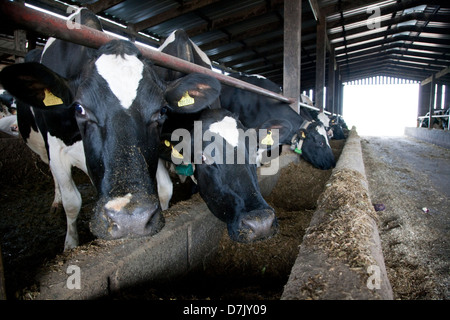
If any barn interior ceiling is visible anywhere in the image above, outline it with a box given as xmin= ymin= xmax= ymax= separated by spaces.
xmin=0 ymin=0 xmax=449 ymax=91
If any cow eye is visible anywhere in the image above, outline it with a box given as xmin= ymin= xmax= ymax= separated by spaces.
xmin=74 ymin=103 xmax=86 ymax=116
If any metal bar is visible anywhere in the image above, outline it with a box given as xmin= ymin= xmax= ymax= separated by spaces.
xmin=0 ymin=1 xmax=295 ymax=105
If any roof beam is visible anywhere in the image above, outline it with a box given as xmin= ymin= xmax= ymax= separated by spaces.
xmin=336 ymin=49 xmax=450 ymax=67
xmin=86 ymin=0 xmax=124 ymax=14
xmin=335 ymin=35 xmax=450 ymax=55
xmin=132 ymin=0 xmax=221 ymax=32
xmin=421 ymin=66 xmax=450 ymax=85
xmin=335 ymin=42 xmax=450 ymax=62
xmin=326 ymin=0 xmax=438 ymax=29
xmin=328 ymin=12 xmax=450 ymax=41
xmin=331 ymin=26 xmax=450 ymax=49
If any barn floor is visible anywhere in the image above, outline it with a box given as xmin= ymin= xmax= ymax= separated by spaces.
xmin=361 ymin=135 xmax=450 ymax=299
xmin=0 ymin=134 xmax=344 ymax=300
xmin=1 ymin=133 xmax=448 ymax=300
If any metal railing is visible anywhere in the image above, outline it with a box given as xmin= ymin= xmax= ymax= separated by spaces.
xmin=417 ymin=114 xmax=450 ymax=130
xmin=0 ymin=0 xmax=295 ymax=105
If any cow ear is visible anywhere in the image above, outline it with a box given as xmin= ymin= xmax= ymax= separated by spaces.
xmin=164 ymin=73 xmax=221 ymax=113
xmin=298 ymin=128 xmax=307 ymax=139
xmin=257 ymin=119 xmax=295 ymax=146
xmin=0 ymin=62 xmax=72 ymax=109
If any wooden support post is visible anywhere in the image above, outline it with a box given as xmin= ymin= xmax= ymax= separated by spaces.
xmin=283 ymin=0 xmax=302 ymax=113
xmin=334 ymin=68 xmax=341 ymax=115
xmin=14 ymin=29 xmax=27 ymax=63
xmin=315 ymin=14 xmax=326 ymax=112
xmin=444 ymin=83 xmax=450 ymax=110
xmin=327 ymin=48 xmax=336 ymax=114
xmin=428 ymin=75 xmax=435 ymax=128
xmin=435 ymin=84 xmax=442 ymax=109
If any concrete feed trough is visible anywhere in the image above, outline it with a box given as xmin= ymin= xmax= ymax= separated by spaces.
xmin=1 ymin=128 xmax=392 ymax=300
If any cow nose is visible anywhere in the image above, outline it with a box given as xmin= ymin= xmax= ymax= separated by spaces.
xmin=230 ymin=209 xmax=278 ymax=243
xmin=105 ymin=203 xmax=164 ymax=239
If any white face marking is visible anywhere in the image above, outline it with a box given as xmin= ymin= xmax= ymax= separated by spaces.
xmin=158 ymin=31 xmax=176 ymax=52
xmin=105 ymin=193 xmax=133 ymax=212
xmin=190 ymin=39 xmax=212 ymax=66
xmin=95 ymin=53 xmax=144 ymax=109
xmin=41 ymin=37 xmax=57 ymax=62
xmin=317 ymin=112 xmax=330 ymax=128
xmin=209 ymin=116 xmax=239 ymax=148
xmin=317 ymin=125 xmax=331 ymax=147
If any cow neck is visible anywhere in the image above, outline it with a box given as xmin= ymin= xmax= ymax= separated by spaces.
xmin=300 ymin=119 xmax=311 ymax=129
xmin=289 ymin=120 xmax=311 ymax=155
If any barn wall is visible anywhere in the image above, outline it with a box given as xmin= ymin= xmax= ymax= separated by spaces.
xmin=405 ymin=127 xmax=450 ymax=150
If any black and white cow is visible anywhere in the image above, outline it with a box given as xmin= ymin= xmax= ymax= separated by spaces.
xmin=329 ymin=115 xmax=347 ymax=140
xmin=0 ymin=9 xmax=221 ymax=250
xmin=0 ymin=90 xmax=17 ymax=116
xmin=155 ymin=30 xmax=278 ymax=242
xmin=0 ymin=115 xmax=18 ymax=137
xmin=219 ymin=74 xmax=336 ymax=170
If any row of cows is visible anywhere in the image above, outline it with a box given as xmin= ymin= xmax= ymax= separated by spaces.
xmin=0 ymin=8 xmax=347 ymax=252
xmin=0 ymin=90 xmax=18 ymax=136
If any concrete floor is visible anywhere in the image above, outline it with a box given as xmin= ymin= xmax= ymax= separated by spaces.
xmin=362 ymin=135 xmax=449 ymax=299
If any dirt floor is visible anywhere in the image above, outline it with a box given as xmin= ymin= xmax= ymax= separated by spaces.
xmin=0 ymin=133 xmax=345 ymax=300
xmin=361 ymin=135 xmax=449 ymax=300
xmin=2 ymin=132 xmax=448 ymax=300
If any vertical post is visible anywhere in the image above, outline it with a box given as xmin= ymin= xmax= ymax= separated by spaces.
xmin=327 ymin=48 xmax=336 ymax=114
xmin=334 ymin=68 xmax=341 ymax=115
xmin=444 ymin=83 xmax=450 ymax=109
xmin=428 ymin=75 xmax=435 ymax=128
xmin=14 ymin=29 xmax=27 ymax=63
xmin=418 ymin=82 xmax=430 ymax=126
xmin=315 ymin=14 xmax=326 ymax=112
xmin=283 ymin=0 xmax=302 ymax=113
xmin=435 ymin=84 xmax=442 ymax=110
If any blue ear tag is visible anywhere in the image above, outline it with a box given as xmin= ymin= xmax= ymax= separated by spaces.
xmin=175 ymin=164 xmax=194 ymax=176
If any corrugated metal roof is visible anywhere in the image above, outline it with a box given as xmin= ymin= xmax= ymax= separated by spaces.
xmin=0 ymin=0 xmax=449 ymax=89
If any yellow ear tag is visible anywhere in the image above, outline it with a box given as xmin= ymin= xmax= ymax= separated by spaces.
xmin=261 ymin=130 xmax=274 ymax=146
xmin=301 ymin=131 xmax=306 ymax=139
xmin=171 ymin=147 xmax=184 ymax=160
xmin=177 ymin=91 xmax=195 ymax=107
xmin=43 ymin=89 xmax=63 ymax=106
xmin=164 ymin=140 xmax=171 ymax=147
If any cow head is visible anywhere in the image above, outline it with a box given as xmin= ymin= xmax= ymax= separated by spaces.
xmin=0 ymin=39 xmax=221 ymax=241
xmin=156 ymin=29 xmax=277 ymax=243
xmin=161 ymin=108 xmax=278 ymax=243
xmin=296 ymin=121 xmax=335 ymax=170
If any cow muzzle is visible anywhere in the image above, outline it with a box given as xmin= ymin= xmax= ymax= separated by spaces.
xmin=91 ymin=194 xmax=165 ymax=240
xmin=229 ymin=208 xmax=278 ymax=243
